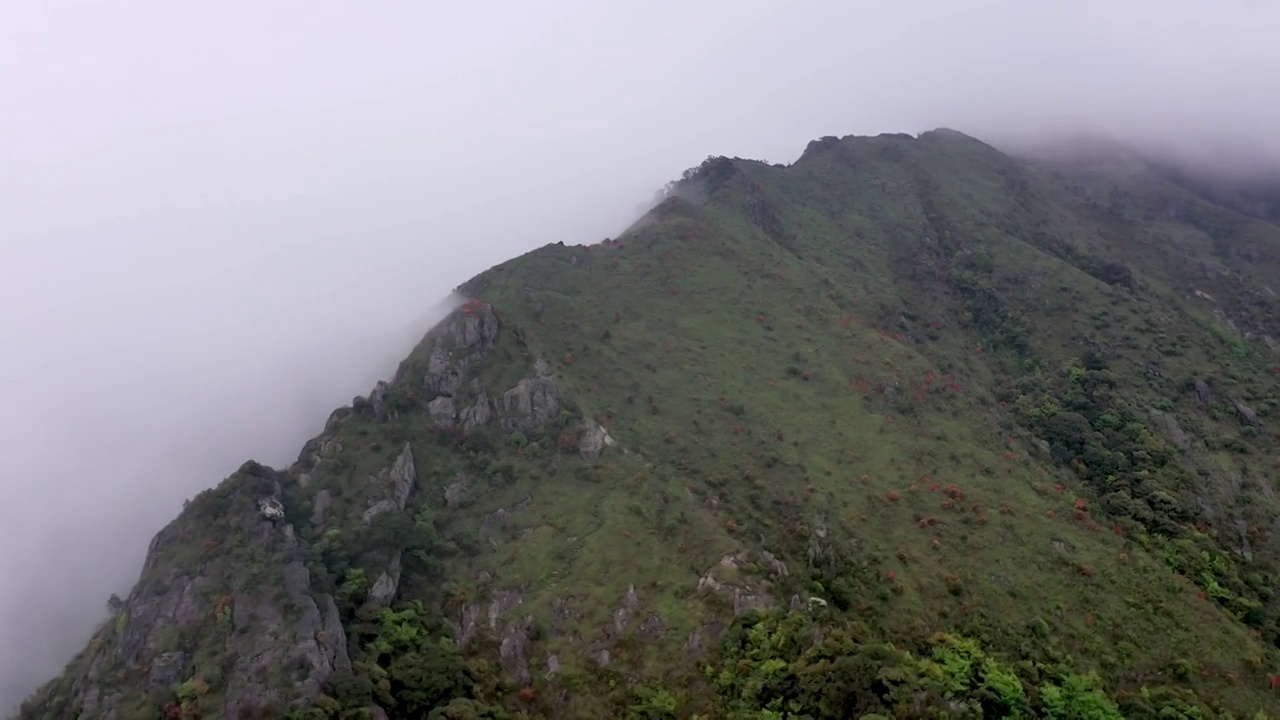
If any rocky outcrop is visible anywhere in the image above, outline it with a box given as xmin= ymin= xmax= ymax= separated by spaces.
xmin=362 ymin=443 xmax=417 ymax=524
xmin=1193 ymin=377 xmax=1214 ymax=407
xmin=368 ymin=551 xmax=403 ymax=607
xmin=370 ymin=380 xmax=391 ymax=420
xmin=37 ymin=464 xmax=351 ymax=719
xmin=458 ymin=385 xmax=493 ymax=434
xmin=696 ymin=552 xmax=778 ymax=615
xmin=1150 ymin=409 xmax=1191 ymax=451
xmin=1231 ymin=396 xmax=1262 ymax=426
xmin=224 ymin=559 xmax=353 ymax=716
xmin=291 ymin=433 xmax=345 ymax=488
xmin=611 ymin=585 xmax=640 ymax=634
xmin=310 ymin=489 xmax=332 ymax=526
xmin=400 ymin=300 xmax=565 ymax=438
xmin=450 ymin=590 xmax=531 ymax=685
xmin=444 ymin=473 xmax=468 ymax=509
xmin=578 ymin=420 xmax=614 ymax=462
xmin=414 ymin=302 xmax=501 ymax=433
xmin=426 ymin=396 xmax=457 ymax=426
xmin=499 ymin=623 xmax=533 ymax=686
xmin=759 ymin=550 xmax=789 ymax=578
xmin=353 ymin=380 xmax=396 ymax=423
xmin=497 ymin=375 xmax=562 ymax=433
xmin=479 ymin=496 xmax=533 ymax=548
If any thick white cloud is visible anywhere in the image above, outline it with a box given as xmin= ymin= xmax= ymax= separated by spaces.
xmin=3 ymin=0 xmax=1278 ymax=710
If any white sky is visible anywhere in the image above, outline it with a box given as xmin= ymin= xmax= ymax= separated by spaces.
xmin=2 ymin=0 xmax=1279 ymax=710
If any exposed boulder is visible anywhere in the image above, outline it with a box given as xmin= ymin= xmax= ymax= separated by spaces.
xmin=444 ymin=473 xmax=468 ymax=509
xmin=368 ymin=551 xmax=403 ymax=607
xmin=611 ymin=585 xmax=640 ymax=634
xmin=369 ymin=380 xmax=391 ymax=421
xmin=578 ymin=420 xmax=614 ymax=462
xmin=1231 ymin=397 xmax=1262 ymax=426
xmin=1193 ymin=377 xmax=1214 ymax=406
xmin=426 ymin=396 xmax=457 ymax=426
xmin=498 ymin=376 xmax=562 ymax=433
xmin=258 ymin=497 xmax=285 ymax=521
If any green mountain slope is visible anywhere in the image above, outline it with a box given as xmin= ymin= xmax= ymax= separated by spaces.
xmin=17 ymin=129 xmax=1280 ymax=719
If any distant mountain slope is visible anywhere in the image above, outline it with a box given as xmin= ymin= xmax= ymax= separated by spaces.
xmin=17 ymin=129 xmax=1280 ymax=719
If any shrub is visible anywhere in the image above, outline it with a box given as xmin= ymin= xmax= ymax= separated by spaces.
xmin=557 ymin=431 xmax=579 ymax=453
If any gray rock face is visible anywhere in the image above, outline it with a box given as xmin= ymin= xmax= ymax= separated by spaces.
xmin=578 ymin=420 xmax=612 ymax=462
xmin=459 ymin=389 xmax=493 ymax=433
xmin=499 ymin=624 xmax=533 ymax=686
xmin=454 ymin=602 xmax=483 ymax=649
xmin=405 ymin=300 xmax=554 ymax=438
xmin=369 ymin=380 xmax=391 ymax=420
xmin=427 ymin=396 xmax=457 ymax=426
xmin=1193 ymin=377 xmax=1214 ymax=406
xmin=420 ymin=302 xmax=499 ymax=399
xmin=323 ymin=407 xmax=352 ymax=434
xmin=1150 ymin=410 xmax=1190 ymax=451
xmin=368 ymin=551 xmax=403 ymax=606
xmin=696 ymin=553 xmax=777 ymax=615
xmin=1232 ymin=397 xmax=1262 ymax=426
xmin=612 ymin=585 xmax=640 ymax=634
xmin=444 ymin=473 xmax=468 ymax=509
xmin=488 ymin=590 xmax=524 ymax=629
xmin=311 ymin=489 xmax=332 ymax=526
xmin=291 ymin=434 xmax=345 ymax=487
xmin=453 ymin=304 xmax=501 ymax=350
xmin=425 ymin=346 xmax=463 ymax=398
xmin=425 ymin=346 xmax=465 ymax=398
xmin=451 ymin=589 xmax=530 ymax=684
xmin=25 ymin=300 xmax=584 ymax=718
xmin=45 ymin=464 xmax=354 ymax=719
xmin=321 ymin=594 xmax=352 ymax=673
xmin=760 ymin=550 xmax=789 ymax=578
xmin=362 ymin=443 xmax=417 ymax=525
xmin=639 ymin=614 xmax=665 ymax=640
xmin=498 ymin=376 xmax=562 ymax=432
xmin=412 ymin=302 xmax=505 ymax=434
xmin=148 ymin=652 xmax=186 ymax=690
xmin=223 ymin=549 xmax=354 ymax=717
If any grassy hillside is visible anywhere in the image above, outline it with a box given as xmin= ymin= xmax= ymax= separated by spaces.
xmin=17 ymin=129 xmax=1280 ymax=719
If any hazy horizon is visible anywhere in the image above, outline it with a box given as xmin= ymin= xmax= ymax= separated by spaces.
xmin=4 ymin=0 xmax=1280 ymax=711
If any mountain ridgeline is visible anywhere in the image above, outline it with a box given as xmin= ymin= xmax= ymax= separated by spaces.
xmin=17 ymin=129 xmax=1280 ymax=719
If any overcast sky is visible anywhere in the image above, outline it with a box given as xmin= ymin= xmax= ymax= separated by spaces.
xmin=2 ymin=0 xmax=1279 ymax=711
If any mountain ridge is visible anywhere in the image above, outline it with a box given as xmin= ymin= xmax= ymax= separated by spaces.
xmin=16 ymin=128 xmax=1280 ymax=719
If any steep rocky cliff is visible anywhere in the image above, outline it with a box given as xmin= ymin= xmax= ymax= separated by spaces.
xmin=17 ymin=129 xmax=1280 ymax=719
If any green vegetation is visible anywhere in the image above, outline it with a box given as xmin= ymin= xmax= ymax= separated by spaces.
xmin=17 ymin=130 xmax=1280 ymax=719
xmin=706 ymin=609 xmax=1126 ymax=718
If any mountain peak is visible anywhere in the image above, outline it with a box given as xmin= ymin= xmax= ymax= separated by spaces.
xmin=18 ymin=128 xmax=1280 ymax=720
